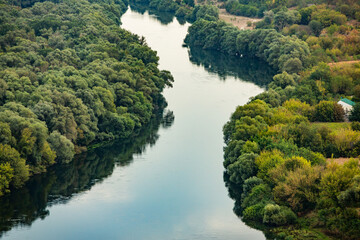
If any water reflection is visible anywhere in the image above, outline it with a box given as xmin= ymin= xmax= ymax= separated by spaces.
xmin=188 ymin=47 xmax=275 ymax=87
xmin=127 ymin=2 xmax=273 ymax=88
xmin=223 ymin=173 xmax=276 ymax=239
xmin=0 ymin=8 xmax=269 ymax=239
xmin=129 ymin=2 xmax=186 ymax=25
xmin=0 ymin=110 xmax=174 ymax=238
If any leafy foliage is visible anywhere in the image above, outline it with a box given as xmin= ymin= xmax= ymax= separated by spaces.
xmin=0 ymin=0 xmax=173 ymax=194
xmin=185 ymin=19 xmax=310 ymax=73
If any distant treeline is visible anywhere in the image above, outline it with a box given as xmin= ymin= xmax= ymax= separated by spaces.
xmin=185 ymin=19 xmax=310 ymax=73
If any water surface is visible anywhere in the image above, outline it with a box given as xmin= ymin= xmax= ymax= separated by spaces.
xmin=1 ymin=8 xmax=269 ymax=240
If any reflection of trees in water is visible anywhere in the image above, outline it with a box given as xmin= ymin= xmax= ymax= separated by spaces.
xmin=188 ymin=47 xmax=275 ymax=87
xmin=0 ymin=110 xmax=174 ymax=237
xmin=223 ymin=173 xmax=276 ymax=239
xmin=128 ymin=2 xmax=186 ymax=25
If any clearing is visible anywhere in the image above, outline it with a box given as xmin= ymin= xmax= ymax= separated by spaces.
xmin=218 ymin=9 xmax=262 ymax=30
xmin=328 ymin=60 xmax=360 ymax=67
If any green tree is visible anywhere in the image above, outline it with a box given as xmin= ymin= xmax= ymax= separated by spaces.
xmin=48 ymin=131 xmax=74 ymax=164
xmin=263 ymin=204 xmax=297 ymax=226
xmin=273 ymin=165 xmax=321 ymax=212
xmin=313 ymin=101 xmax=344 ymax=122
xmin=309 ymin=20 xmax=322 ymax=36
xmin=0 ymin=162 xmax=13 ymax=196
xmin=349 ymin=103 xmax=360 ymax=121
xmin=0 ymin=144 xmax=29 ymax=188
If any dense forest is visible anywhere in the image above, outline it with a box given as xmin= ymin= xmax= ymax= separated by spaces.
xmin=0 ymin=0 xmax=174 ymax=196
xmin=2 ymin=0 xmax=360 ymax=238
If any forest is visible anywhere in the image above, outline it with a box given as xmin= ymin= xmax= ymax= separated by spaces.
xmin=1 ymin=0 xmax=360 ymax=238
xmin=0 ymin=0 xmax=174 ymax=196
xmin=177 ymin=0 xmax=360 ymax=239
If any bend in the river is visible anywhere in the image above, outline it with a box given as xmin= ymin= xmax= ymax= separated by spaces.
xmin=0 ymin=8 xmax=273 ymax=240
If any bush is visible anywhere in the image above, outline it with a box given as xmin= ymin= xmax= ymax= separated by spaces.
xmin=242 ymin=183 xmax=272 ymax=209
xmin=273 ymin=165 xmax=321 ymax=212
xmin=351 ymin=122 xmax=360 ymax=131
xmin=282 ymin=99 xmax=313 ymax=119
xmin=227 ymin=152 xmax=258 ymax=184
xmin=242 ymin=176 xmax=264 ymax=201
xmin=243 ymin=203 xmax=266 ymax=221
xmin=263 ymin=204 xmax=297 ymax=226
xmin=255 ymin=150 xmax=285 ymax=181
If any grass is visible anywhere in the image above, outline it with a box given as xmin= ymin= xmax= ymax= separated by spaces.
xmin=311 ymin=122 xmax=351 ymax=132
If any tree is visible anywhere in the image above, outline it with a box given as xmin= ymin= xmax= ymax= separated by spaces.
xmin=0 ymin=163 xmax=13 ymax=196
xmin=320 ymin=160 xmax=360 ymax=206
xmin=242 ymin=183 xmax=273 ymax=209
xmin=273 ymin=165 xmax=321 ymax=212
xmin=0 ymin=144 xmax=29 ymax=188
xmin=48 ymin=131 xmax=74 ymax=164
xmin=263 ymin=204 xmax=297 ymax=226
xmin=309 ymin=20 xmax=322 ymax=37
xmin=227 ymin=152 xmax=258 ymax=184
xmin=269 ymin=72 xmax=296 ymax=89
xmin=255 ymin=150 xmax=285 ymax=182
xmin=349 ymin=103 xmax=360 ymax=122
xmin=282 ymin=99 xmax=313 ymax=118
xmin=338 ymin=175 xmax=360 ymax=208
xmin=282 ymin=58 xmax=303 ymax=73
xmin=313 ymin=101 xmax=344 ymax=122
xmin=0 ymin=79 xmax=7 ymax=104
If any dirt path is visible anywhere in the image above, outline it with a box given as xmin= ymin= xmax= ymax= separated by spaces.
xmin=328 ymin=60 xmax=360 ymax=67
xmin=218 ymin=9 xmax=262 ymax=30
xmin=327 ymin=157 xmax=359 ymax=165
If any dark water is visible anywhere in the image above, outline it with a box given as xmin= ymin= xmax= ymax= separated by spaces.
xmin=0 ymin=8 xmax=272 ymax=240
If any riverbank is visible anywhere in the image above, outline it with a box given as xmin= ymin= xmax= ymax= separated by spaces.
xmin=0 ymin=6 xmax=269 ymax=239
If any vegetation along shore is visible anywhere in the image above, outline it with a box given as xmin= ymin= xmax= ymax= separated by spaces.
xmin=1 ymin=0 xmax=360 ymax=238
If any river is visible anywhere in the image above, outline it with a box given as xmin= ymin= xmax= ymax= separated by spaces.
xmin=0 ymin=8 xmax=272 ymax=240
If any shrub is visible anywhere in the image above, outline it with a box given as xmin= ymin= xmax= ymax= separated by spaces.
xmin=243 ymin=203 xmax=266 ymax=221
xmin=242 ymin=176 xmax=264 ymax=201
xmin=351 ymin=122 xmax=360 ymax=131
xmin=242 ymin=183 xmax=272 ymax=209
xmin=273 ymin=165 xmax=321 ymax=212
xmin=263 ymin=204 xmax=297 ymax=226
xmin=227 ymin=152 xmax=258 ymax=184
xmin=282 ymin=99 xmax=313 ymax=119
xmin=255 ymin=150 xmax=285 ymax=181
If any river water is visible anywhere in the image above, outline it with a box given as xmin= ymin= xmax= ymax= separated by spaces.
xmin=0 ymin=8 xmax=271 ymax=240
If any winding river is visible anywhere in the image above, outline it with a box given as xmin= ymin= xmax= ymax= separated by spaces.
xmin=0 ymin=8 xmax=274 ymax=240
